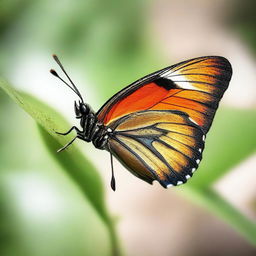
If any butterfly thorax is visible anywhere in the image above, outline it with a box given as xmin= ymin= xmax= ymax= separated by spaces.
xmin=75 ymin=101 xmax=109 ymax=150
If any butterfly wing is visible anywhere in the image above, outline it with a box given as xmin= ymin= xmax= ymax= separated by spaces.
xmin=97 ymin=56 xmax=232 ymax=187
xmin=107 ymin=110 xmax=205 ymax=187
xmin=97 ymin=56 xmax=232 ymax=133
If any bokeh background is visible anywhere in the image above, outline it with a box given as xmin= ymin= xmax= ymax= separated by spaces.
xmin=0 ymin=0 xmax=256 ymax=255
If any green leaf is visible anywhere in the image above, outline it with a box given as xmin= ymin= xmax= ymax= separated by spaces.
xmin=0 ymin=78 xmax=120 ymax=255
xmin=0 ymin=78 xmax=105 ymax=215
xmin=37 ymin=127 xmax=120 ymax=256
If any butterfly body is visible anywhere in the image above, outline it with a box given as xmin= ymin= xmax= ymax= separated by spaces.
xmin=51 ymin=55 xmax=232 ymax=190
xmin=63 ymin=101 xmax=109 ymax=150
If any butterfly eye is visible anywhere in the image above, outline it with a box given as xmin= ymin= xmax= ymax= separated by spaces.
xmin=80 ymin=103 xmax=88 ymax=115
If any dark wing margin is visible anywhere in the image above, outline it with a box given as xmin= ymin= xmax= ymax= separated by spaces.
xmin=107 ymin=110 xmax=205 ymax=188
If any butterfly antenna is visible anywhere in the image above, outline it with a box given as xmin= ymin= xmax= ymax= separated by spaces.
xmin=50 ymin=69 xmax=79 ymax=95
xmin=51 ymin=54 xmax=84 ymax=103
xmin=110 ymin=153 xmax=116 ymax=191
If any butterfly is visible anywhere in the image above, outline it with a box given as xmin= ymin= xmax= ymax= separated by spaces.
xmin=50 ymin=55 xmax=232 ymax=191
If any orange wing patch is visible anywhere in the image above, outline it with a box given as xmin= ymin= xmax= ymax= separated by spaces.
xmin=103 ymin=82 xmax=169 ymax=124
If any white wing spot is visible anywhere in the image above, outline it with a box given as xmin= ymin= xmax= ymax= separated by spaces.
xmin=185 ymin=175 xmax=191 ymax=179
xmin=167 ymin=184 xmax=174 ymax=188
xmin=160 ymin=72 xmax=197 ymax=90
xmin=189 ymin=117 xmax=198 ymax=125
xmin=202 ymin=135 xmax=206 ymax=141
xmin=199 ymin=148 xmax=202 ymax=153
xmin=107 ymin=128 xmax=112 ymax=132
xmin=196 ymin=159 xmax=200 ymax=164
xmin=177 ymin=181 xmax=183 ymax=185
xmin=192 ymin=168 xmax=196 ymax=173
xmin=160 ymin=69 xmax=176 ymax=78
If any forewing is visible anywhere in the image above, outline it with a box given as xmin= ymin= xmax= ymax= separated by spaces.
xmin=107 ymin=110 xmax=205 ymax=188
xmin=97 ymin=56 xmax=232 ymax=134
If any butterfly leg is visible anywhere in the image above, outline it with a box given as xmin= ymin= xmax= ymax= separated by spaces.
xmin=56 ymin=126 xmax=82 ymax=136
xmin=57 ymin=136 xmax=77 ymax=153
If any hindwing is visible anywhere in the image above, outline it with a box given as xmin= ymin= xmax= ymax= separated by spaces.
xmin=108 ymin=110 xmax=205 ymax=187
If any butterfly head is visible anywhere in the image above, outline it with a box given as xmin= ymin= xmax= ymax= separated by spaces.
xmin=74 ymin=101 xmax=90 ymax=118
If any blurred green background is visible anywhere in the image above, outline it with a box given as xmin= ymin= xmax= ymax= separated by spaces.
xmin=0 ymin=0 xmax=256 ymax=256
